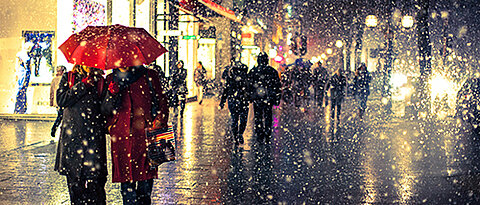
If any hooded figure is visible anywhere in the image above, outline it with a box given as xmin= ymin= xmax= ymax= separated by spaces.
xmin=220 ymin=62 xmax=250 ymax=145
xmin=248 ymin=52 xmax=282 ymax=143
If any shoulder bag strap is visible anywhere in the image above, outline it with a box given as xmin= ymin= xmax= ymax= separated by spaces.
xmin=68 ymin=71 xmax=75 ymax=88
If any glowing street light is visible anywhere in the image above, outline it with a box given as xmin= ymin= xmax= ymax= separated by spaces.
xmin=320 ymin=53 xmax=326 ymax=59
xmin=326 ymin=48 xmax=333 ymax=55
xmin=365 ymin=15 xmax=378 ymax=27
xmin=402 ymin=15 xmax=414 ymax=28
xmin=335 ymin=40 xmax=344 ymax=48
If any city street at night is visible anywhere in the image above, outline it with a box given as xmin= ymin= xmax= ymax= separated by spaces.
xmin=0 ymin=97 xmax=479 ymax=204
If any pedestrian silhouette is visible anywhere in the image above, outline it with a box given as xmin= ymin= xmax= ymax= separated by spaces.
xmin=171 ymin=61 xmax=188 ymax=116
xmin=55 ymin=64 xmax=108 ymax=204
xmin=248 ymin=52 xmax=282 ymax=143
xmin=325 ymin=68 xmax=347 ymax=133
xmin=194 ymin=61 xmax=207 ymax=104
xmin=353 ymin=63 xmax=372 ymax=119
xmin=220 ymin=62 xmax=249 ymax=145
xmin=312 ymin=61 xmax=329 ymax=107
xmin=101 ymin=65 xmax=169 ymax=204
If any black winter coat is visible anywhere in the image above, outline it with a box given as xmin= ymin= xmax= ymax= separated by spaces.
xmin=354 ymin=71 xmax=372 ymax=96
xmin=248 ymin=64 xmax=282 ymax=106
xmin=326 ymin=73 xmax=347 ymax=100
xmin=55 ymin=72 xmax=108 ymax=180
xmin=220 ymin=63 xmax=249 ymax=105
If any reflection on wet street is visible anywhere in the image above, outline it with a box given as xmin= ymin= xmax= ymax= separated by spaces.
xmin=1 ymin=97 xmax=480 ymax=204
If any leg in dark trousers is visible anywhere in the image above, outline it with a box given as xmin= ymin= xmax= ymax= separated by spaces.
xmin=263 ymin=104 xmax=273 ymax=143
xmin=237 ymin=102 xmax=249 ymax=144
xmin=121 ymin=181 xmax=137 ymax=205
xmin=136 ymin=179 xmax=154 ymax=205
xmin=330 ymin=98 xmax=337 ymax=123
xmin=51 ymin=108 xmax=63 ymax=137
xmin=121 ymin=179 xmax=154 ymax=205
xmin=253 ymin=101 xmax=266 ymax=142
xmin=336 ymin=99 xmax=342 ymax=124
xmin=228 ymin=100 xmax=240 ymax=142
xmin=66 ymin=176 xmax=107 ymax=205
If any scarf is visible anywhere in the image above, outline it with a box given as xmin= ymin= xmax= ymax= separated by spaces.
xmin=112 ymin=66 xmax=146 ymax=88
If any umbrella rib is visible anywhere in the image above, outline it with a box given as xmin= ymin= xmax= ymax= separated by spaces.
xmin=105 ymin=28 xmax=111 ymax=69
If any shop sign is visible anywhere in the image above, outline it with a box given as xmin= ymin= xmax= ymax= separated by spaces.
xmin=182 ymin=35 xmax=198 ymax=40
xmin=241 ymin=32 xmax=254 ymax=46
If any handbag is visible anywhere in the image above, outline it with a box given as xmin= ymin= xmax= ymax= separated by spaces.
xmin=146 ymin=125 xmax=175 ymax=169
xmin=145 ymin=70 xmax=175 ymax=168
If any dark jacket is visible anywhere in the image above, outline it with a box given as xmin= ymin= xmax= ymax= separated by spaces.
xmin=326 ymin=72 xmax=347 ymax=100
xmin=291 ymin=65 xmax=312 ymax=90
xmin=248 ymin=63 xmax=282 ymax=106
xmin=101 ymin=67 xmax=169 ymax=183
xmin=220 ymin=63 xmax=249 ymax=105
xmin=55 ymin=72 xmax=108 ymax=180
xmin=171 ymin=66 xmax=188 ymax=95
xmin=312 ymin=66 xmax=329 ymax=90
xmin=194 ymin=66 xmax=207 ymax=87
xmin=354 ymin=70 xmax=372 ymax=96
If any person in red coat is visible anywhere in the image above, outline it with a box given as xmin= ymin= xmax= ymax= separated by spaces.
xmin=102 ymin=65 xmax=169 ymax=205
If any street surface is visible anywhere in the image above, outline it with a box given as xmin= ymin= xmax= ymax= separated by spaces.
xmin=0 ymin=96 xmax=479 ymax=204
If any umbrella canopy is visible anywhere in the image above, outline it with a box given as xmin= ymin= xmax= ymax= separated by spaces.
xmin=59 ymin=24 xmax=167 ymax=70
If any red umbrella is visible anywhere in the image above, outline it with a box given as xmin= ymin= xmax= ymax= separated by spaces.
xmin=59 ymin=24 xmax=167 ymax=70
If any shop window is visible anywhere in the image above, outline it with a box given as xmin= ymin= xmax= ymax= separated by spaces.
xmin=22 ymin=31 xmax=55 ymax=79
xmin=73 ymin=0 xmax=106 ymax=32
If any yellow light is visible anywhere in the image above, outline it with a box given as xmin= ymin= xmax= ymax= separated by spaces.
xmin=335 ymin=40 xmax=343 ymax=48
xmin=326 ymin=48 xmax=333 ymax=55
xmin=268 ymin=49 xmax=277 ymax=58
xmin=320 ymin=53 xmax=327 ymax=59
xmin=365 ymin=15 xmax=378 ymax=27
xmin=402 ymin=15 xmax=414 ymax=28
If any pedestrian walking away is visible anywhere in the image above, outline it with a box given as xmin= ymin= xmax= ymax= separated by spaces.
xmin=220 ymin=62 xmax=250 ymax=146
xmin=325 ymin=68 xmax=347 ymax=132
xmin=248 ymin=52 xmax=282 ymax=143
xmin=312 ymin=61 xmax=329 ymax=107
xmin=353 ymin=63 xmax=372 ymax=119
xmin=194 ymin=61 xmax=207 ymax=104
xmin=101 ymin=65 xmax=169 ymax=205
xmin=291 ymin=59 xmax=312 ymax=107
xmin=55 ymin=64 xmax=108 ymax=205
xmin=280 ymin=65 xmax=294 ymax=105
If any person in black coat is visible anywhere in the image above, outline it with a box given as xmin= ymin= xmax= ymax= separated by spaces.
xmin=312 ymin=61 xmax=329 ymax=107
xmin=353 ymin=63 xmax=372 ymax=119
xmin=171 ymin=60 xmax=188 ymax=116
xmin=220 ymin=62 xmax=250 ymax=145
xmin=325 ymin=68 xmax=347 ymax=128
xmin=248 ymin=52 xmax=282 ymax=143
xmin=55 ymin=64 xmax=108 ymax=205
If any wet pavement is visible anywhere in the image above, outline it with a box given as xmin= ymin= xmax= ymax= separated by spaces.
xmin=1 ymin=96 xmax=480 ymax=204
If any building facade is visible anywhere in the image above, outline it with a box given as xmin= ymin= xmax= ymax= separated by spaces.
xmin=0 ymin=0 xmax=240 ymax=114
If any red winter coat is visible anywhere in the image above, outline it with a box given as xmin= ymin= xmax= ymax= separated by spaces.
xmin=102 ymin=67 xmax=169 ymax=183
